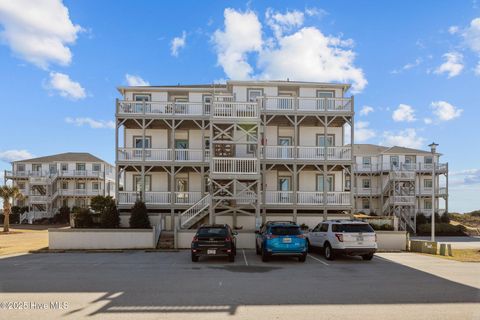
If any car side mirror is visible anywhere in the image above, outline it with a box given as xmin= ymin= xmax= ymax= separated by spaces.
xmin=254 ymin=230 xmax=260 ymax=234
xmin=232 ymin=231 xmax=238 ymax=236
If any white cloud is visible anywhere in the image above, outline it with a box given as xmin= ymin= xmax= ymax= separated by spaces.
xmin=391 ymin=58 xmax=422 ymax=74
xmin=212 ymin=8 xmax=367 ymax=92
xmin=266 ymin=8 xmax=304 ymax=38
xmin=212 ymin=8 xmax=263 ymax=80
xmin=0 ymin=150 xmax=33 ymax=163
xmin=305 ymin=7 xmax=327 ymax=18
xmin=431 ymin=100 xmax=463 ymax=121
xmin=355 ymin=121 xmax=376 ymax=142
xmin=475 ymin=62 xmax=480 ymax=75
xmin=392 ymin=104 xmax=416 ymax=122
xmin=46 ymin=72 xmax=86 ymax=100
xmin=170 ymin=31 xmax=186 ymax=57
xmin=381 ymin=128 xmax=426 ymax=149
xmin=434 ymin=52 xmax=464 ymax=78
xmin=462 ymin=17 xmax=480 ymax=53
xmin=125 ymin=74 xmax=150 ymax=86
xmin=448 ymin=25 xmax=459 ymax=34
xmin=359 ymin=105 xmax=374 ymax=116
xmin=424 ymin=118 xmax=433 ymax=124
xmin=0 ymin=0 xmax=82 ymax=69
xmin=65 ymin=117 xmax=114 ymax=129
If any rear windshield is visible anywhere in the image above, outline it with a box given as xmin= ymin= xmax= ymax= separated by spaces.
xmin=197 ymin=228 xmax=228 ymax=237
xmin=270 ymin=226 xmax=301 ymax=235
xmin=332 ymin=224 xmax=374 ymax=233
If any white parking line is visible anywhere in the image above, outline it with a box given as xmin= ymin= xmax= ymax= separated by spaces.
xmin=307 ymin=254 xmax=329 ymax=266
xmin=242 ymin=249 xmax=248 ymax=266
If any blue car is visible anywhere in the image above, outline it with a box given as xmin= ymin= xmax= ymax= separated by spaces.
xmin=255 ymin=221 xmax=308 ymax=262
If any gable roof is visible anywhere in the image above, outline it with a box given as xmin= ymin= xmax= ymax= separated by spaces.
xmin=353 ymin=144 xmax=440 ymax=156
xmin=14 ymin=152 xmax=109 ymax=164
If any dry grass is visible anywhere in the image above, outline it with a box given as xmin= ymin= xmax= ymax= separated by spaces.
xmin=0 ymin=225 xmax=68 ymax=256
xmin=435 ymin=249 xmax=480 ymax=262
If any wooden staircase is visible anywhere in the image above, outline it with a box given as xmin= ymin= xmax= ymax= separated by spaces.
xmin=157 ymin=231 xmax=174 ymax=249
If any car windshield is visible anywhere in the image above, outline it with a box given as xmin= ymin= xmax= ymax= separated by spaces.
xmin=332 ymin=224 xmax=374 ymax=233
xmin=197 ymin=228 xmax=228 ymax=237
xmin=270 ymin=226 xmax=301 ymax=235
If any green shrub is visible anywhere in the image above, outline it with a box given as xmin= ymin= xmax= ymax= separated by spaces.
xmin=416 ymin=213 xmax=428 ymax=226
xmin=129 ymin=200 xmax=151 ymax=229
xmin=0 ymin=213 xmax=20 ymax=224
xmin=100 ymin=201 xmax=120 ymax=228
xmin=53 ymin=206 xmax=70 ymax=224
xmin=74 ymin=208 xmax=94 ymax=228
xmin=11 ymin=206 xmax=28 ymax=215
xmin=417 ymin=223 xmax=466 ymax=236
xmin=440 ymin=213 xmax=450 ymax=223
xmin=369 ymin=223 xmax=394 ymax=231
xmin=90 ymin=196 xmax=113 ymax=213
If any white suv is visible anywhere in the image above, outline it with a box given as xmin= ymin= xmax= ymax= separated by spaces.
xmin=306 ymin=220 xmax=377 ymax=261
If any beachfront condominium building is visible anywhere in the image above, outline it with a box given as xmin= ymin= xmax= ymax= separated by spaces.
xmin=115 ymin=80 xmax=354 ymax=231
xmin=4 ymin=153 xmax=115 ymax=222
xmin=352 ymin=144 xmax=448 ymax=231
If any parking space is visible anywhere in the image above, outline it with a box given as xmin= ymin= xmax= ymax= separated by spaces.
xmin=0 ymin=251 xmax=478 ymax=320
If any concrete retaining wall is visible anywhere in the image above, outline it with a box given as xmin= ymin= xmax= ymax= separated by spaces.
xmin=49 ymin=228 xmax=156 ymax=250
xmin=376 ymin=231 xmax=407 ymax=251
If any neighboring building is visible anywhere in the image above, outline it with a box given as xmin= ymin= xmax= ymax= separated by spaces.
xmin=4 ymin=153 xmax=115 ymax=222
xmin=352 ymin=144 xmax=448 ymax=231
xmin=115 ymin=80 xmax=354 ymax=230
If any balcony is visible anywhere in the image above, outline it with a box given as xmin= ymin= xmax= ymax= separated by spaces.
xmin=118 ymin=191 xmax=202 ymax=205
xmin=56 ymin=189 xmax=103 ymax=197
xmin=297 ymin=192 xmax=351 ymax=206
xmin=211 ymin=158 xmax=258 ymax=175
xmin=58 ymin=170 xmax=103 ymax=178
xmin=355 ymin=163 xmax=448 ymax=173
xmin=265 ymin=191 xmax=294 ymax=204
xmin=117 ymin=101 xmax=208 ymax=117
xmin=29 ymin=195 xmax=49 ymax=203
xmin=354 ymin=187 xmax=381 ymax=196
xmin=117 ymin=148 xmax=210 ymax=162
xmin=212 ymin=101 xmax=258 ymax=119
xmin=296 ymin=146 xmax=351 ymax=161
xmin=262 ymin=97 xmax=353 ymax=113
xmin=417 ymin=187 xmax=447 ymax=196
xmin=416 ymin=209 xmax=446 ymax=216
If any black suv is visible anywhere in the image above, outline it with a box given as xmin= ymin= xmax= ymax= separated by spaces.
xmin=191 ymin=224 xmax=237 ymax=262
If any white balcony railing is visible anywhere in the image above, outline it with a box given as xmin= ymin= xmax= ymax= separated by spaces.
xmin=29 ymin=195 xmax=49 ymax=203
xmin=174 ymin=192 xmax=202 ymax=204
xmin=212 ymin=102 xmax=258 ymax=118
xmin=296 ymin=147 xmax=351 ymax=160
xmin=118 ymin=191 xmax=202 ymax=205
xmin=211 ymin=158 xmax=258 ymax=174
xmin=354 ymin=187 xmax=381 ymax=195
xmin=391 ymin=196 xmax=416 ymax=205
xmin=265 ymin=191 xmax=294 ymax=204
xmin=263 ymin=146 xmax=295 ymax=159
xmin=262 ymin=97 xmax=353 ymax=112
xmin=117 ymin=101 xmax=207 ymax=116
xmin=297 ymin=192 xmax=350 ymax=205
xmin=118 ymin=148 xmax=210 ymax=162
xmin=56 ymin=189 xmax=103 ymax=196
xmin=297 ymin=147 xmax=326 ymax=160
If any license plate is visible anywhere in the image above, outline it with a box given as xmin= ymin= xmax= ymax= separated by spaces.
xmin=356 ymin=236 xmax=364 ymax=241
xmin=283 ymin=237 xmax=292 ymax=243
xmin=207 ymin=249 xmax=216 ymax=255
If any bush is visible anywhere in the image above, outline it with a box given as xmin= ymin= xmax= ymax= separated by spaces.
xmin=100 ymin=201 xmax=120 ymax=228
xmin=11 ymin=206 xmax=28 ymax=215
xmin=416 ymin=223 xmax=467 ymax=236
xmin=440 ymin=213 xmax=450 ymax=224
xmin=90 ymin=196 xmax=113 ymax=213
xmin=74 ymin=208 xmax=94 ymax=228
xmin=469 ymin=210 xmax=480 ymax=217
xmin=416 ymin=213 xmax=428 ymax=226
xmin=129 ymin=200 xmax=151 ymax=229
xmin=369 ymin=223 xmax=394 ymax=231
xmin=53 ymin=206 xmax=70 ymax=224
xmin=0 ymin=213 xmax=20 ymax=224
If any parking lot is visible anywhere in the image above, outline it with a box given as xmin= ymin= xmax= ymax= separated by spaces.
xmin=0 ymin=250 xmax=479 ymax=320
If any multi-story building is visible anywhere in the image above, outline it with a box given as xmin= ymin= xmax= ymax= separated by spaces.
xmin=4 ymin=153 xmax=115 ymax=222
xmin=352 ymin=144 xmax=448 ymax=231
xmin=115 ymin=80 xmax=354 ymax=231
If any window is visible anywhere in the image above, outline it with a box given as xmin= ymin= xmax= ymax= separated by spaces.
xmin=317 ymin=175 xmax=334 ymax=192
xmin=134 ymin=175 xmax=151 ymax=192
xmin=203 ymin=95 xmax=212 ymax=114
xmin=92 ymin=182 xmax=99 ymax=190
xmin=133 ymin=94 xmax=151 ymax=102
xmin=362 ymin=157 xmax=371 ymax=166
xmin=49 ymin=164 xmax=57 ymax=174
xmin=424 ymin=199 xmax=432 ymax=209
xmin=76 ymin=163 xmax=86 ymax=171
xmin=317 ymin=135 xmax=334 ymax=147
xmin=278 ymin=177 xmax=291 ymax=191
xmin=247 ymin=88 xmax=263 ymax=102
xmin=61 ymin=163 xmax=68 ymax=171
xmin=133 ymin=136 xmax=151 ymax=149
xmin=317 ymin=90 xmax=335 ymax=110
xmin=93 ymin=163 xmax=101 ymax=172
xmin=32 ymin=164 xmax=42 ymax=172
xmin=390 ymin=156 xmax=399 ymax=168
xmin=320 ymin=224 xmax=329 ymax=232
xmin=17 ymin=164 xmax=25 ymax=172
xmin=424 ymin=156 xmax=433 ymax=164
xmin=76 ymin=182 xmax=86 ymax=190
xmin=405 ymin=155 xmax=416 ymax=163
xmin=62 ymin=182 xmax=69 ymax=190
xmin=362 ymin=179 xmax=371 ymax=189
xmin=345 ymin=175 xmax=351 ymax=191
xmin=362 ymin=198 xmax=370 ymax=209
xmin=424 ymin=179 xmax=433 ymax=188
xmin=204 ymin=137 xmax=210 ymax=150
xmin=317 ymin=90 xmax=335 ymax=98
xmin=175 ymin=178 xmax=189 ymax=203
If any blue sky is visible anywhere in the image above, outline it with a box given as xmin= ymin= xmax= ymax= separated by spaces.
xmin=0 ymin=1 xmax=479 ymax=212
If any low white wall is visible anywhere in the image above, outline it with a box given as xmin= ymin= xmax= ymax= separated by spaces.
xmin=376 ymin=231 xmax=407 ymax=251
xmin=49 ymin=228 xmax=156 ymax=250
xmin=178 ymin=231 xmax=256 ymax=249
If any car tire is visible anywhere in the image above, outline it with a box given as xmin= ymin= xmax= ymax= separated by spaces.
xmin=298 ymin=254 xmax=307 ymax=263
xmin=191 ymin=253 xmax=199 ymax=262
xmin=324 ymin=243 xmax=335 ymax=261
xmin=228 ymin=254 xmax=235 ymax=262
xmin=261 ymin=247 xmax=270 ymax=262
xmin=306 ymin=239 xmax=312 ymax=253
xmin=255 ymin=242 xmax=261 ymax=255
xmin=362 ymin=253 xmax=374 ymax=261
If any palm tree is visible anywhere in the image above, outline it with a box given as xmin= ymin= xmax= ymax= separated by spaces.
xmin=0 ymin=186 xmax=24 ymax=232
